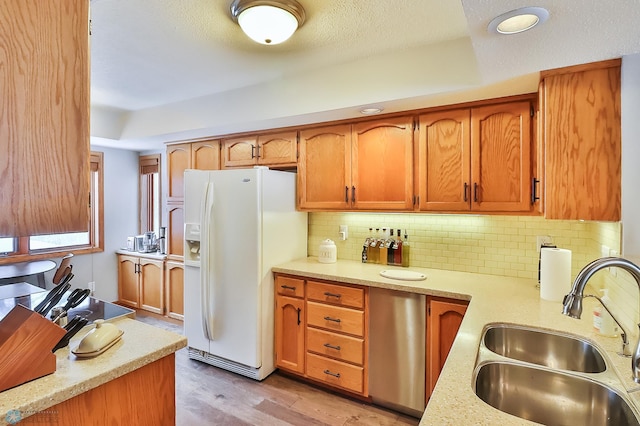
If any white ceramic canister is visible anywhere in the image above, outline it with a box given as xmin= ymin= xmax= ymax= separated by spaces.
xmin=318 ymin=239 xmax=337 ymax=263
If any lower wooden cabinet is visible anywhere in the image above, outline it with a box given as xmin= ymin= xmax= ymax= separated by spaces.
xmin=275 ymin=293 xmax=305 ymax=374
xmin=117 ymin=254 xmax=163 ymax=314
xmin=165 ymin=261 xmax=184 ymax=320
xmin=117 ymin=253 xmax=184 ymax=320
xmin=274 ymin=274 xmax=369 ymax=396
xmin=426 ymin=296 xmax=468 ymax=398
xmin=274 ymin=274 xmax=468 ymax=402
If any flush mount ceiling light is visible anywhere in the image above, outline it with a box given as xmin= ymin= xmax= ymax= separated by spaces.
xmin=230 ymin=0 xmax=306 ymax=45
xmin=488 ymin=7 xmax=549 ymax=35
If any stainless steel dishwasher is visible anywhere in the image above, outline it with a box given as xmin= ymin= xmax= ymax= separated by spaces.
xmin=369 ymin=287 xmax=426 ymax=417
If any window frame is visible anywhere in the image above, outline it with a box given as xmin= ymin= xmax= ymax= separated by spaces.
xmin=0 ymin=151 xmax=104 ymax=264
xmin=139 ymin=154 xmax=161 ymax=235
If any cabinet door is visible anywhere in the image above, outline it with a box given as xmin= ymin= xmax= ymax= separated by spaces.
xmin=471 ymin=102 xmax=532 ymax=212
xmin=418 ymin=110 xmax=471 ymax=211
xmin=118 ymin=255 xmax=140 ymax=308
xmin=165 ymin=261 xmax=184 ymax=320
xmin=167 ymin=144 xmax=191 ymax=202
xmin=222 ymin=136 xmax=258 ymax=168
xmin=167 ymin=204 xmax=184 ymax=258
xmin=426 ymin=298 xmax=468 ymax=398
xmin=543 ymin=63 xmax=621 ymax=221
xmin=275 ymin=295 xmax=305 ymax=374
xmin=298 ymin=125 xmax=352 ymax=210
xmin=139 ymin=258 xmax=164 ymax=314
xmin=257 ymin=131 xmax=297 ymax=166
xmin=352 ymin=117 xmax=414 ymax=210
xmin=191 ymin=140 xmax=220 ymax=170
xmin=0 ymin=0 xmax=90 ymax=237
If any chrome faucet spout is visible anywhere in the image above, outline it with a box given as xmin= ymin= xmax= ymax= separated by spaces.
xmin=562 ymin=257 xmax=640 ymax=383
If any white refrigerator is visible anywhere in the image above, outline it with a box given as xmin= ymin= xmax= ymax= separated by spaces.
xmin=183 ymin=167 xmax=307 ymax=380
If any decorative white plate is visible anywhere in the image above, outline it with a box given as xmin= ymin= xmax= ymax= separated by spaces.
xmin=379 ymin=269 xmax=427 ymax=281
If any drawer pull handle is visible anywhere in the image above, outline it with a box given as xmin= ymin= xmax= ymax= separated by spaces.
xmin=324 ymin=316 xmax=341 ymax=323
xmin=324 ymin=291 xmax=342 ymax=299
xmin=281 ymin=285 xmax=296 ymax=291
xmin=323 ymin=369 xmax=341 ymax=378
xmin=323 ymin=343 xmax=341 ymax=351
xmin=297 ymin=308 xmax=301 ymax=325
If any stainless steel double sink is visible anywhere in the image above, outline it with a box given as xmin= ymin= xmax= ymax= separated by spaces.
xmin=474 ymin=323 xmax=640 ymax=425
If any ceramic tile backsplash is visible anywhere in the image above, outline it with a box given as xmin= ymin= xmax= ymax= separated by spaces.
xmin=309 ymin=213 xmax=615 ymax=278
xmin=308 ymin=212 xmax=634 ymax=331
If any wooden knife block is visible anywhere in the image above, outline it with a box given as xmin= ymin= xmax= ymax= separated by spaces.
xmin=0 ymin=304 xmax=66 ymax=392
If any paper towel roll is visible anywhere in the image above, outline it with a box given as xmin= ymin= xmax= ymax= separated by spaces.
xmin=540 ymin=248 xmax=572 ymax=302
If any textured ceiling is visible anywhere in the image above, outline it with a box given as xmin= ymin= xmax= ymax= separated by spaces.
xmin=89 ymin=0 xmax=640 ymax=150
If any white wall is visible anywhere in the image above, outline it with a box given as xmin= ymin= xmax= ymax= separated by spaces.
xmin=43 ymin=147 xmax=139 ymax=302
xmin=622 ymin=53 xmax=640 ymax=256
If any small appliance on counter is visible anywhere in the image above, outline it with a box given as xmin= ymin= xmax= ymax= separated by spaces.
xmin=158 ymin=227 xmax=167 ymax=255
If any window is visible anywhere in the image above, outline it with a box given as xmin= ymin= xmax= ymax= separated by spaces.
xmin=0 ymin=152 xmax=104 ymax=259
xmin=140 ymin=154 xmax=160 ymax=235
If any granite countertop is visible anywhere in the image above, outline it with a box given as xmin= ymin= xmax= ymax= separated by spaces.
xmin=272 ymin=257 xmax=640 ymax=425
xmin=0 ymin=317 xmax=186 ymax=425
xmin=115 ymin=249 xmax=167 ymax=260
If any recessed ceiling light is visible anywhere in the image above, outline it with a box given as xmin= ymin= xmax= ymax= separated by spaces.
xmin=488 ymin=7 xmax=549 ymax=35
xmin=360 ymin=107 xmax=383 ymax=115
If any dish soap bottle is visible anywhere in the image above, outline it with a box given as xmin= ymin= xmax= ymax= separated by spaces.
xmin=593 ymin=289 xmax=619 ymax=337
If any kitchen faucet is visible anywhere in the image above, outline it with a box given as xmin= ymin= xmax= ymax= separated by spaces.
xmin=562 ymin=257 xmax=640 ymax=383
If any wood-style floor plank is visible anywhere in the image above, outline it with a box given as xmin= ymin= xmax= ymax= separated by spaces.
xmin=135 ymin=311 xmax=419 ymax=426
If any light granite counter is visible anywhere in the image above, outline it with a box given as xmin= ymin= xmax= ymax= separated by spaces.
xmin=0 ymin=317 xmax=186 ymax=425
xmin=272 ymin=257 xmax=640 ymax=425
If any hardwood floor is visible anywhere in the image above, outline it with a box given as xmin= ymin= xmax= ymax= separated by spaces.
xmin=134 ymin=311 xmax=419 ymax=426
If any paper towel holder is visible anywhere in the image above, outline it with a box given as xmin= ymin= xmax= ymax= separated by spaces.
xmin=537 ymin=243 xmax=557 ymax=285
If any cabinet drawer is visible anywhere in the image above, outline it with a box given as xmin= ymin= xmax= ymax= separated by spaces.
xmin=307 ymin=281 xmax=364 ymax=309
xmin=307 ymin=302 xmax=364 ymax=337
xmin=276 ymin=276 xmax=304 ymax=298
xmin=307 ymin=328 xmax=364 ymax=365
xmin=306 ymin=353 xmax=364 ymax=394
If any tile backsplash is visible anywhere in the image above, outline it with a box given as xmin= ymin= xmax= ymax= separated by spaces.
xmin=309 ymin=212 xmax=619 ymax=279
xmin=308 ymin=212 xmax=635 ymax=332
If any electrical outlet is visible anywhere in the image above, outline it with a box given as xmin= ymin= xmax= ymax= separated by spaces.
xmin=88 ymin=281 xmax=95 ymax=294
xmin=536 ymin=235 xmax=553 ymax=252
xmin=339 ymin=225 xmax=348 ymax=241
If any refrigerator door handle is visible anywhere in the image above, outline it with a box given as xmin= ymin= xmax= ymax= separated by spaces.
xmin=200 ymin=181 xmax=216 ymax=340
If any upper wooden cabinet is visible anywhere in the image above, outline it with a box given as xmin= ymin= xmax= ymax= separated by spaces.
xmin=298 ymin=117 xmax=414 ymax=211
xmin=191 ymin=140 xmax=221 ymax=171
xmin=166 ymin=144 xmax=191 ymax=202
xmin=418 ymin=101 xmax=533 ymax=213
xmin=351 ymin=118 xmax=415 ymax=210
xmin=167 ymin=140 xmax=220 ymax=202
xmin=222 ymin=131 xmax=297 ymax=168
xmin=0 ymin=0 xmax=90 ymax=237
xmin=418 ymin=109 xmax=471 ymax=211
xmin=541 ymin=60 xmax=621 ymax=221
xmin=298 ymin=124 xmax=352 ymax=210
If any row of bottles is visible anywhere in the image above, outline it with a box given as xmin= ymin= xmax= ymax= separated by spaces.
xmin=362 ymin=228 xmax=410 ymax=267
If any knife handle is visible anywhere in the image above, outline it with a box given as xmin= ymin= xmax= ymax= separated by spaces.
xmin=53 ymin=317 xmax=88 ymax=352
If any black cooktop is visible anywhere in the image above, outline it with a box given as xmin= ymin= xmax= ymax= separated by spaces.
xmin=0 ymin=288 xmax=134 ymax=324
